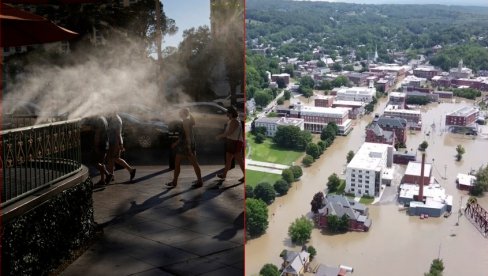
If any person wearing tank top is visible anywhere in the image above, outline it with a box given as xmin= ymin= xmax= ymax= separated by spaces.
xmin=216 ymin=106 xmax=245 ymax=182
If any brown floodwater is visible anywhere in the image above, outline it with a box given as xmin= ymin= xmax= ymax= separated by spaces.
xmin=245 ymin=97 xmax=488 ymax=276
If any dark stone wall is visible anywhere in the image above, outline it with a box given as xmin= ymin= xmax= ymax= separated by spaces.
xmin=1 ymin=178 xmax=96 ymax=276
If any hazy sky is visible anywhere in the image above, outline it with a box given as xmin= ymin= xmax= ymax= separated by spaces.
xmin=294 ymin=0 xmax=488 ymax=6
xmin=162 ymin=0 xmax=211 ymax=48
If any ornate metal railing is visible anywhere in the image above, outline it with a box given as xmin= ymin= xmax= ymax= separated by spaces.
xmin=1 ymin=119 xmax=82 ymax=207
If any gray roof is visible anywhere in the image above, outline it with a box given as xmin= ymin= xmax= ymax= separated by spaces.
xmin=316 ymin=264 xmax=341 ymax=276
xmin=324 ymin=195 xmax=368 ymax=220
xmin=377 ymin=116 xmax=407 ymax=129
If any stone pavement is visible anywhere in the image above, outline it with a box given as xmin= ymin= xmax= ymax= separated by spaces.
xmin=61 ymin=164 xmax=244 ymax=276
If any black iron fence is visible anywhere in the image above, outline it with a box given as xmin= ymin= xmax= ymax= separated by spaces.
xmin=1 ymin=119 xmax=82 ymax=207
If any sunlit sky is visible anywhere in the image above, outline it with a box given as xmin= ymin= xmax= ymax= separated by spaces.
xmin=162 ymin=0 xmax=211 ymax=49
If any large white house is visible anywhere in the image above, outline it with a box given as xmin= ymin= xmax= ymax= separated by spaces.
xmin=335 ymin=86 xmax=376 ymax=103
xmin=345 ymin=142 xmax=394 ymax=197
xmin=254 ymin=117 xmax=305 ymax=137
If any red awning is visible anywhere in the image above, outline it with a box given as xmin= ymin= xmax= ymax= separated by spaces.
xmin=0 ymin=3 xmax=79 ymax=47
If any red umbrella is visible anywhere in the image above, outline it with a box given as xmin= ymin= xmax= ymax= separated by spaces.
xmin=2 ymin=0 xmax=100 ymax=4
xmin=0 ymin=3 xmax=79 ymax=47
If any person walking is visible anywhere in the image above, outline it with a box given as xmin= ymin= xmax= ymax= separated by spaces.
xmin=92 ymin=115 xmax=110 ymax=186
xmin=216 ymin=106 xmax=245 ymax=182
xmin=106 ymin=113 xmax=136 ymax=184
xmin=165 ymin=108 xmax=203 ymax=189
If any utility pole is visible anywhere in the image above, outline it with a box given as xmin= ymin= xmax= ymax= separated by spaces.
xmin=443 ymin=164 xmax=447 ymax=180
xmin=456 ymin=196 xmax=463 ymax=226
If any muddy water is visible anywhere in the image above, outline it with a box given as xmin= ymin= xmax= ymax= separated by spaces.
xmin=245 ymin=97 xmax=488 ymax=276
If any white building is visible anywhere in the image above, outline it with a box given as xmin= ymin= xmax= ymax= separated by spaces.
xmin=335 ymin=86 xmax=376 ymax=103
xmin=345 ymin=143 xmax=394 ymax=197
xmin=289 ymin=104 xmax=353 ymax=135
xmin=254 ymin=117 xmax=305 ymax=137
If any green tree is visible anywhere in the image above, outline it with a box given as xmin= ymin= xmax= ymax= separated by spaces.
xmin=277 ymin=97 xmax=284 ymax=105
xmin=419 ymin=141 xmax=429 ymax=152
xmin=300 ymin=86 xmax=314 ymax=98
xmin=284 ymin=90 xmax=291 ymax=100
xmin=425 ymin=258 xmax=444 ymax=276
xmin=306 ymin=143 xmax=321 ymax=160
xmin=332 ymin=76 xmax=349 ymax=87
xmin=246 ymin=185 xmax=254 ymax=199
xmin=332 ymin=63 xmax=342 ymax=72
xmin=273 ymin=126 xmax=311 ymax=150
xmin=307 ymin=246 xmax=317 ymax=261
xmin=317 ymin=141 xmax=326 ymax=153
xmin=276 ymin=78 xmax=287 ymax=89
xmin=260 ymin=264 xmax=280 ymax=276
xmin=327 ymin=173 xmax=341 ymax=193
xmin=299 ymin=75 xmax=315 ymax=89
xmin=290 ymin=165 xmax=303 ymax=180
xmin=302 ymin=155 xmax=314 ymax=166
xmin=471 ymin=165 xmax=488 ymax=196
xmin=274 ymin=179 xmax=291 ymax=196
xmin=310 ymin=191 xmax=325 ymax=213
xmin=254 ymin=182 xmax=276 ymax=204
xmin=288 ymin=216 xmax=314 ymax=245
xmin=455 ymin=144 xmax=465 ymax=161
xmin=246 ymin=198 xmax=269 ymax=237
xmin=282 ymin=168 xmax=295 ymax=183
xmin=346 ymin=150 xmax=355 ymax=163
xmin=254 ymin=90 xmax=272 ymax=107
xmin=255 ymin=133 xmax=266 ymax=144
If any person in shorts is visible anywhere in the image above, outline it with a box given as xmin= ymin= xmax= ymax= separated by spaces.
xmin=216 ymin=106 xmax=244 ymax=182
xmin=106 ymin=113 xmax=136 ymax=184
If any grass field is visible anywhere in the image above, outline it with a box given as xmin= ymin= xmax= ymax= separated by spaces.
xmin=245 ymin=170 xmax=283 ymax=188
xmin=246 ymin=134 xmax=303 ymax=165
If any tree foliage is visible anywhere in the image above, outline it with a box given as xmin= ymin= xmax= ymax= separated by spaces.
xmin=419 ymin=141 xmax=429 ymax=152
xmin=282 ymin=168 xmax=295 ymax=184
xmin=288 ymin=216 xmax=314 ymax=245
xmin=274 ymin=179 xmax=291 ymax=196
xmin=327 ymin=173 xmax=341 ymax=193
xmin=254 ymin=182 xmax=276 ymax=204
xmin=425 ymin=258 xmax=444 ymax=276
xmin=302 ymin=155 xmax=314 ymax=166
xmin=455 ymin=144 xmax=465 ymax=161
xmin=290 ymin=165 xmax=303 ymax=180
xmin=273 ymin=126 xmax=312 ymax=151
xmin=471 ymin=165 xmax=488 ymax=196
xmin=346 ymin=150 xmax=355 ymax=164
xmin=306 ymin=143 xmax=321 ymax=160
xmin=307 ymin=246 xmax=317 ymax=261
xmin=260 ymin=264 xmax=280 ymax=276
xmin=327 ymin=214 xmax=349 ymax=233
xmin=311 ymin=192 xmax=325 ymax=213
xmin=246 ymin=198 xmax=269 ymax=238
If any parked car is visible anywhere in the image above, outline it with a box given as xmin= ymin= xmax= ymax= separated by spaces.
xmin=81 ymin=112 xmax=169 ymax=150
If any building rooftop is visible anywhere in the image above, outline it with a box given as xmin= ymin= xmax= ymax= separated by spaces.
xmin=447 ymin=106 xmax=479 ymax=117
xmin=389 ymin=92 xmax=406 ymax=98
xmin=414 ymin=66 xmax=439 ymax=72
xmin=456 ymin=173 xmax=476 ymax=187
xmin=332 ymin=100 xmax=366 ymax=107
xmin=336 ymin=86 xmax=376 ymax=96
xmin=347 ymin=142 xmax=391 ymax=171
xmin=292 ymin=105 xmax=350 ymax=117
xmin=376 ymin=116 xmax=407 ymax=129
xmin=399 ymin=183 xmax=453 ymax=207
xmin=405 ymin=161 xmax=432 ymax=177
xmin=384 ymin=105 xmax=421 ymax=115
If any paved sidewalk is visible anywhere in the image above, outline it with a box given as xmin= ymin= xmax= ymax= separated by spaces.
xmin=61 ymin=164 xmax=244 ymax=276
xmin=245 ymin=159 xmax=290 ymax=170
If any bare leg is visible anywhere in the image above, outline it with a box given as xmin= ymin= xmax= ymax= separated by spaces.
xmin=187 ymin=153 xmax=202 ymax=183
xmin=172 ymin=154 xmax=182 ymax=185
xmin=115 ymin=158 xmax=133 ymax=172
xmin=234 ymin=151 xmax=245 ymax=175
xmin=220 ymin=152 xmax=234 ymax=179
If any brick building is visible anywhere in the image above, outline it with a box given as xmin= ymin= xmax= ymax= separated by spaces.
xmin=445 ymin=106 xmax=479 ymax=126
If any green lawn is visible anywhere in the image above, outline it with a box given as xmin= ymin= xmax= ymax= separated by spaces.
xmin=246 ymin=134 xmax=304 ymax=165
xmin=246 ymin=170 xmax=283 ymax=188
xmin=359 ymin=196 xmax=375 ymax=205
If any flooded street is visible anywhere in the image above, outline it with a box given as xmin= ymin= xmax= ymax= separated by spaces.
xmin=245 ymin=97 xmax=488 ymax=275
